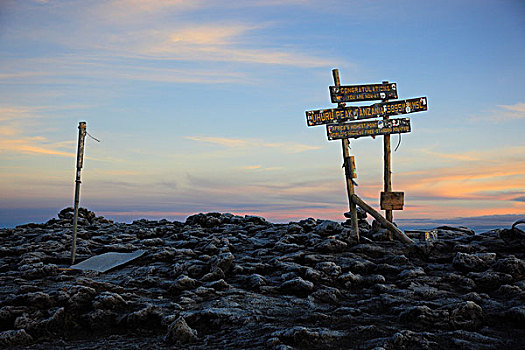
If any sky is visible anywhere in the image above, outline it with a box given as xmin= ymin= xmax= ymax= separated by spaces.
xmin=1 ymin=0 xmax=524 ymax=230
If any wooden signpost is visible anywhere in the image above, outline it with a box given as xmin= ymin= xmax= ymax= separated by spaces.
xmin=305 ymin=70 xmax=428 ymax=245
xmin=306 ymin=97 xmax=427 ymax=126
xmin=332 ymin=70 xmax=360 ymax=241
xmin=71 ymin=121 xmax=86 ymax=264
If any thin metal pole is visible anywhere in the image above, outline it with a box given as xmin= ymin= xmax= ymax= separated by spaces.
xmin=71 ymin=121 xmax=86 ymax=264
xmin=332 ymin=69 xmax=359 ymax=241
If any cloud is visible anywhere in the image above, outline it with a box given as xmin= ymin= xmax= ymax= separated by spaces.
xmin=0 ymin=138 xmax=75 ymax=157
xmin=0 ymin=72 xmax=51 ymax=80
xmin=0 ymin=56 xmax=247 ymax=86
xmin=141 ymin=30 xmax=332 ymax=67
xmin=169 ymin=25 xmax=255 ymax=45
xmin=400 ymin=163 xmax=525 ymax=200
xmin=420 ymin=149 xmax=480 ymax=162
xmin=185 ymin=136 xmax=248 ymax=147
xmin=363 ymin=146 xmax=525 ymax=219
xmin=93 ymin=0 xmax=202 ymax=21
xmin=4 ymin=1 xmax=334 ymax=77
xmin=0 ymin=105 xmax=77 ymax=159
xmin=240 ymin=165 xmax=283 ymax=171
xmin=186 ymin=135 xmax=322 ymax=153
xmin=499 ymin=102 xmax=525 ymax=113
xmin=88 ymin=25 xmax=332 ymax=68
xmin=478 ymin=102 xmax=525 ymax=122
xmin=242 ymin=165 xmax=262 ymax=170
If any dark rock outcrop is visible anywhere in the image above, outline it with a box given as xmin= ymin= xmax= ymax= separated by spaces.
xmin=0 ymin=209 xmax=524 ymax=349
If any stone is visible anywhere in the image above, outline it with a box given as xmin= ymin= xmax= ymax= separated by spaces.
xmin=503 ymin=306 xmax=525 ymax=328
xmin=18 ymin=263 xmax=59 ymax=279
xmin=344 ymin=207 xmax=367 ymax=220
xmin=18 ymin=292 xmax=53 ymax=309
xmin=244 ymin=273 xmax=267 ymax=291
xmin=92 ymin=292 xmax=127 ymax=310
xmin=444 ymin=274 xmax=477 ymax=292
xmin=58 ymin=207 xmax=96 ymax=223
xmin=244 ymin=215 xmax=269 ymax=226
xmin=467 ymin=271 xmax=513 ymax=291
xmin=453 ymin=252 xmax=496 ymax=272
xmin=493 ymin=256 xmax=525 ymax=277
xmin=314 ymin=220 xmax=343 ymax=237
xmin=451 ymin=301 xmax=483 ymax=331
xmin=398 ymin=267 xmax=426 ymax=279
xmin=185 ymin=213 xmax=221 ymax=228
xmin=314 ymin=262 xmax=342 ymax=277
xmin=170 ymin=275 xmax=198 ymax=292
xmin=211 ymin=252 xmax=235 ymax=274
xmin=272 ymin=326 xmax=345 ymax=348
xmin=390 ymin=330 xmax=439 ymax=349
xmin=165 ymin=316 xmax=197 ymax=344
xmin=279 ymin=277 xmax=314 ymax=296
xmin=0 ymin=329 xmax=33 ymax=347
xmin=83 ymin=309 xmax=118 ymax=331
xmin=311 ymin=287 xmax=341 ymax=304
xmin=314 ymin=239 xmax=347 ymax=253
xmin=1 ymin=209 xmax=524 ymax=349
xmin=499 ymin=226 xmax=525 ymax=247
xmin=286 ymin=224 xmax=303 ymax=234
xmin=495 ymin=284 xmax=524 ymax=299
xmin=125 ymin=304 xmax=163 ymax=330
xmin=399 ymin=306 xmax=450 ymax=330
xmin=68 ymin=286 xmax=97 ymax=310
xmin=205 ymin=279 xmax=229 ymax=291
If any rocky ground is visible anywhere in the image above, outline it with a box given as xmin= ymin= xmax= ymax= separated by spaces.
xmin=0 ymin=208 xmax=524 ymax=349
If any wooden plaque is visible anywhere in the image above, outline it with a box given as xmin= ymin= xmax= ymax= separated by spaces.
xmin=381 ymin=191 xmax=404 ymax=210
xmin=305 ymin=97 xmax=427 ymax=127
xmin=329 ymin=82 xmax=398 ymax=103
xmin=326 ymin=118 xmax=411 ymax=140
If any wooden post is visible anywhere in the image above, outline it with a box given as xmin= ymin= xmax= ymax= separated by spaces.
xmin=332 ymin=69 xmax=359 ymax=241
xmin=351 ymin=194 xmax=414 ymax=245
xmin=382 ymin=81 xmax=393 ymax=240
xmin=71 ymin=121 xmax=86 ymax=264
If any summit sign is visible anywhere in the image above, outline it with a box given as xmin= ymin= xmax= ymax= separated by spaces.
xmin=330 ymin=82 xmax=398 ymax=103
xmin=326 ymin=118 xmax=411 ymax=140
xmin=306 ymin=97 xmax=427 ymax=126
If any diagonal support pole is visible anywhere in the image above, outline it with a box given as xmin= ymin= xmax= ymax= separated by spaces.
xmin=351 ymin=194 xmax=413 ymax=245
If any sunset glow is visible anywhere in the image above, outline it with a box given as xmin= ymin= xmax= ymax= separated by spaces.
xmin=1 ymin=0 xmax=524 ymax=229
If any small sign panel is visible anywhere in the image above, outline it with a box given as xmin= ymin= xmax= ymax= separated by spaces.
xmin=330 ymin=82 xmax=397 ymax=103
xmin=305 ymin=97 xmax=427 ymax=126
xmin=326 ymin=118 xmax=411 ymax=140
xmin=379 ymin=97 xmax=427 ymax=117
xmin=381 ymin=192 xmax=404 ymax=210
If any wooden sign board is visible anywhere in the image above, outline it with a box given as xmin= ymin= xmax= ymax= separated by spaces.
xmin=330 ymin=82 xmax=397 ymax=103
xmin=326 ymin=118 xmax=411 ymax=140
xmin=381 ymin=191 xmax=404 ymax=210
xmin=306 ymin=97 xmax=428 ymax=126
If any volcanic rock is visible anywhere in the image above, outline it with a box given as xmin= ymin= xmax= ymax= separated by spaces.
xmin=0 ymin=209 xmax=524 ymax=348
